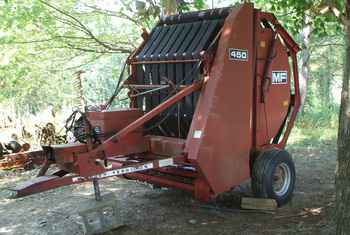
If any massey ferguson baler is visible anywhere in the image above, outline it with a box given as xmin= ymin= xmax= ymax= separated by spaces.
xmin=14 ymin=3 xmax=300 ymax=206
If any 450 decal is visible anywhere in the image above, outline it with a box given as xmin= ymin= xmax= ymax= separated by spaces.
xmin=229 ymin=48 xmax=248 ymax=61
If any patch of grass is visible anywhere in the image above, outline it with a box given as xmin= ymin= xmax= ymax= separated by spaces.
xmin=287 ymin=126 xmax=337 ymax=149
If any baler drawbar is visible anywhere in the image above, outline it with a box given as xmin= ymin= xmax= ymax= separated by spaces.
xmin=14 ymin=3 xmax=300 ymax=206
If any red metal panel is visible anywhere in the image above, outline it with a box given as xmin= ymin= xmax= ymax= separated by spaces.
xmin=154 ymin=167 xmax=198 ymax=178
xmin=254 ymin=26 xmax=291 ymax=147
xmin=126 ymin=173 xmax=194 ymax=192
xmin=88 ymin=109 xmax=143 ymax=141
xmin=13 ymin=175 xmax=90 ymax=197
xmin=148 ymin=135 xmax=186 ymax=156
xmin=277 ymin=52 xmax=301 ymax=148
xmin=76 ymin=133 xmax=149 ymax=177
xmin=52 ymin=143 xmax=88 ymax=172
xmin=264 ymin=40 xmax=291 ymax=140
xmin=185 ymin=4 xmax=255 ymax=195
xmin=104 ymin=132 xmax=149 ymax=157
xmin=254 ymin=27 xmax=273 ymax=147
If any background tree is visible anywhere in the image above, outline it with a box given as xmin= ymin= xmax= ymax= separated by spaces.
xmin=329 ymin=1 xmax=350 ymax=233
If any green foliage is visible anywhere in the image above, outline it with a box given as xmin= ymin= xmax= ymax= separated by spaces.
xmin=255 ymin=0 xmax=341 ymax=37
xmin=288 ymin=123 xmax=337 ymax=148
xmin=255 ymin=0 xmax=344 ymax=129
xmin=0 ymin=0 xmax=142 ymax=116
xmin=179 ymin=0 xmax=207 ymax=12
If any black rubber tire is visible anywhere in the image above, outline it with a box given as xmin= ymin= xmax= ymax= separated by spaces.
xmin=251 ymin=149 xmax=296 ymax=207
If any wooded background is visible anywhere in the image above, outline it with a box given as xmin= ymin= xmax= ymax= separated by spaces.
xmin=1 ymin=0 xmax=350 ymax=233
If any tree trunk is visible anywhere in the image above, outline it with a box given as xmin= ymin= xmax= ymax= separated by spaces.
xmin=321 ymin=55 xmax=331 ymax=108
xmin=299 ymin=16 xmax=312 ymax=112
xmin=161 ymin=0 xmax=178 ymax=16
xmin=336 ymin=1 xmax=350 ymax=234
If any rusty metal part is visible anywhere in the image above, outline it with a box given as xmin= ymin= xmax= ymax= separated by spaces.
xmin=0 ymin=150 xmax=45 ymax=170
xmin=36 ymin=123 xmax=67 ymax=145
xmin=22 ymin=143 xmax=31 ymax=152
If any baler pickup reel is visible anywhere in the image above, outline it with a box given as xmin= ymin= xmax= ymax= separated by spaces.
xmin=14 ymin=3 xmax=301 ymax=206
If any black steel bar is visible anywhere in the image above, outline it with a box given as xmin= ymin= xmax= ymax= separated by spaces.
xmin=184 ymin=21 xmax=210 ymax=59
xmin=193 ymin=19 xmax=223 ymax=58
xmin=144 ymin=64 xmax=153 ymax=111
xmin=137 ymin=26 xmax=162 ymax=60
xmin=167 ymin=61 xmax=178 ymax=136
xmin=135 ymin=65 xmax=144 ymax=109
xmin=129 ymin=86 xmax=170 ymax=98
xmin=175 ymin=22 xmax=201 ymax=59
xmin=144 ymin=26 xmax=170 ymax=60
xmin=131 ymin=59 xmax=200 ymax=65
xmin=124 ymin=84 xmax=188 ymax=89
xmin=159 ymin=24 xmax=184 ymax=59
xmin=184 ymin=62 xmax=195 ymax=133
xmin=159 ymin=7 xmax=231 ymax=25
xmin=153 ymin=25 xmax=176 ymax=60
xmin=168 ymin=23 xmax=192 ymax=60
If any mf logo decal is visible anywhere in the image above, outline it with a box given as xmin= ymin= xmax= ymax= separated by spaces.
xmin=229 ymin=48 xmax=248 ymax=61
xmin=272 ymin=71 xmax=288 ymax=84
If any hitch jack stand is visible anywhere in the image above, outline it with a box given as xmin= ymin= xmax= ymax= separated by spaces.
xmin=93 ymin=178 xmax=101 ymax=201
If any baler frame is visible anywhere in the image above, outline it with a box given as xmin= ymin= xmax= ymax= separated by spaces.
xmin=13 ymin=4 xmax=301 ymax=204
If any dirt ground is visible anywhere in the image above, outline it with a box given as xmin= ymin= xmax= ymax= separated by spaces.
xmin=0 ymin=141 xmax=336 ymax=235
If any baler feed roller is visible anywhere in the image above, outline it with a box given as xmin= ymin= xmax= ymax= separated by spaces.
xmin=14 ymin=3 xmax=301 ymax=207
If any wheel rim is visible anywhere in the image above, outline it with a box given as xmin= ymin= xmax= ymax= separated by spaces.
xmin=273 ymin=162 xmax=291 ymax=196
